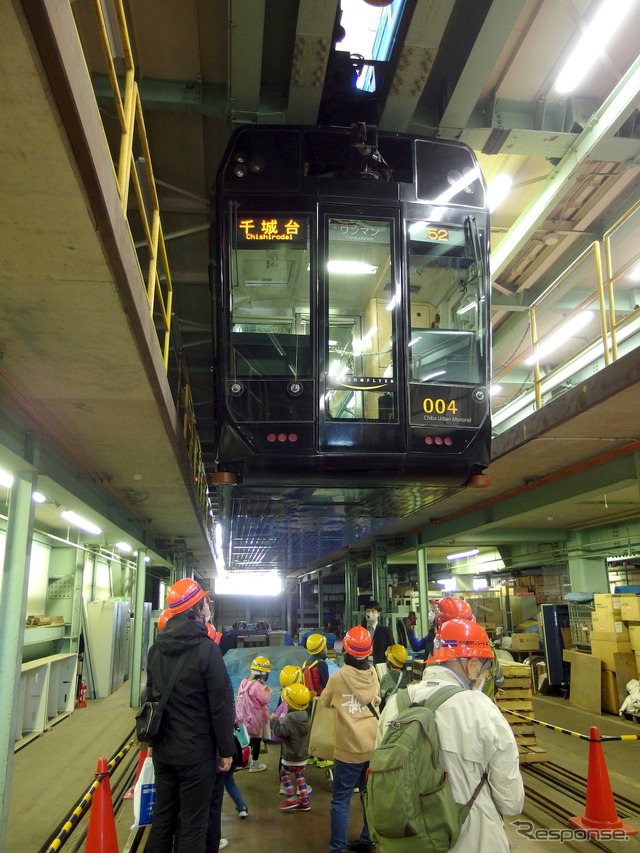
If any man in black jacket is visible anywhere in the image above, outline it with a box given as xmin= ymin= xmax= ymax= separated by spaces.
xmin=362 ymin=600 xmax=394 ymax=664
xmin=146 ymin=579 xmax=235 ymax=853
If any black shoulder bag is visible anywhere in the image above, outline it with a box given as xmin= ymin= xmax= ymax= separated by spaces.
xmin=135 ymin=651 xmax=189 ymax=743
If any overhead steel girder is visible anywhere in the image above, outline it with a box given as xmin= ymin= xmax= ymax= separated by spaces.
xmin=286 ymin=0 xmax=337 ymax=124
xmin=437 ymin=0 xmax=527 ymax=132
xmin=379 ymin=0 xmax=454 ymax=133
xmin=491 ymin=52 xmax=640 ymax=279
xmin=228 ymin=0 xmax=265 ymax=120
xmin=415 ymin=454 xmax=639 ymax=548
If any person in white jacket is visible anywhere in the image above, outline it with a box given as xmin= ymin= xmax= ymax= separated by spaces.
xmin=377 ymin=618 xmax=524 ymax=853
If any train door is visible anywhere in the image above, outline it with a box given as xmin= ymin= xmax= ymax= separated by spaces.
xmin=319 ymin=209 xmax=405 ymax=455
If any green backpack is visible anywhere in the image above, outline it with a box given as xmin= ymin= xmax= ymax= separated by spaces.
xmin=363 ymin=685 xmax=486 ymax=853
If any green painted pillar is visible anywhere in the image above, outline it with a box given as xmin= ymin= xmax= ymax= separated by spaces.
xmin=371 ymin=542 xmax=389 ymax=613
xmin=416 ymin=546 xmax=429 ymax=638
xmin=129 ymin=549 xmax=147 ymax=708
xmin=0 ymin=468 xmax=37 ymax=852
xmin=567 ymin=530 xmax=609 ymax=593
xmin=344 ymin=552 xmax=358 ymax=631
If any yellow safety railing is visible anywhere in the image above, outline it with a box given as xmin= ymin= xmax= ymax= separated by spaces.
xmin=87 ymin=0 xmax=213 ymax=541
xmin=528 ymin=242 xmax=608 ymax=410
xmin=91 ymin=0 xmax=173 ymax=370
xmin=603 ymin=197 xmax=640 ymax=363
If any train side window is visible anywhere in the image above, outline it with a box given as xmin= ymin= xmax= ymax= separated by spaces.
xmin=324 ymin=216 xmax=397 ymax=421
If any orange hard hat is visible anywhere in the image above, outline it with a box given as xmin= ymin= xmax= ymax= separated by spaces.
xmin=342 ymin=625 xmax=373 ymax=659
xmin=435 ymin=597 xmax=474 ymax=630
xmin=205 ymin=623 xmax=222 ymax=644
xmin=157 ymin=608 xmax=173 ymax=630
xmin=167 ymin=578 xmax=208 ymax=614
xmin=427 ymin=618 xmax=492 ymax=664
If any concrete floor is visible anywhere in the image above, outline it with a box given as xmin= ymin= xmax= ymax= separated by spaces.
xmin=6 ymin=687 xmax=640 ymax=853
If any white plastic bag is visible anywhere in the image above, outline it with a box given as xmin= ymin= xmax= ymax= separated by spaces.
xmin=131 ymin=755 xmax=155 ymax=828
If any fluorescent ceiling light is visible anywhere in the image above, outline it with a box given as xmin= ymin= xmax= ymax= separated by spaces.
xmin=435 ymin=167 xmax=480 ymax=204
xmin=554 ymin=0 xmax=634 ymax=94
xmin=629 ymin=262 xmax=640 ymax=281
xmin=457 ymin=301 xmax=476 ymax=315
xmin=32 ymin=491 xmax=47 ymax=503
xmin=61 ymin=510 xmax=102 ymax=536
xmin=408 ymin=337 xmax=422 ymax=347
xmin=446 ymin=548 xmax=479 ymax=561
xmin=115 ymin=541 xmax=132 ymax=553
xmin=214 ymin=570 xmax=282 ymax=596
xmin=437 ymin=578 xmax=456 ymax=591
xmin=487 ymin=174 xmax=513 ymax=213
xmin=490 ymin=384 xmax=503 ymax=396
xmin=421 ymin=370 xmax=446 ymax=382
xmin=244 ymin=280 xmax=287 ymax=287
xmin=0 ymin=469 xmax=14 ymax=488
xmin=525 ymin=310 xmax=594 ymax=365
xmin=327 ymin=261 xmax=377 ymax=275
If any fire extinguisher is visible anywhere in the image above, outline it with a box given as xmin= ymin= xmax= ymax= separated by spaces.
xmin=76 ymin=681 xmax=87 ymax=708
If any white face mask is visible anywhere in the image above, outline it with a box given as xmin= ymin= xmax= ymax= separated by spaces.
xmin=365 ymin=611 xmax=379 ymax=625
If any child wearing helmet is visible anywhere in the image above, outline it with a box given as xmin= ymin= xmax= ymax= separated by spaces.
xmin=269 ymin=683 xmax=313 ymax=811
xmin=302 ymin=633 xmax=330 ymax=698
xmin=320 ymin=625 xmax=381 ymax=853
xmin=235 ymin=657 xmax=272 ymax=772
xmin=377 ymin=619 xmax=524 ymax=853
xmin=378 ymin=644 xmax=412 ymax=710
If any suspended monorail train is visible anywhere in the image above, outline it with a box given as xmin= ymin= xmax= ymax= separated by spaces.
xmin=211 ymin=123 xmax=491 ymax=489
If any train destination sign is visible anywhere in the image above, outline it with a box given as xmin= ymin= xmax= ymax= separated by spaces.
xmin=235 ymin=216 xmax=307 ymax=246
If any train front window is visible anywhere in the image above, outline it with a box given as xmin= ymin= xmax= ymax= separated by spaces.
xmin=407 ymin=219 xmax=484 ymax=385
xmin=229 ymin=214 xmax=311 ymax=378
xmin=325 ymin=217 xmax=396 ymax=421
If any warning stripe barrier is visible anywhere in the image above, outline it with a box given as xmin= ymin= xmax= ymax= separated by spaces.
xmin=503 ymin=709 xmax=640 ymax=741
xmin=40 ymin=738 xmax=135 ymax=853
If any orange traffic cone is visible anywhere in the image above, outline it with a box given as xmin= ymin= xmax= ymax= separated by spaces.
xmin=84 ymin=757 xmax=119 ymax=852
xmin=123 ymin=749 xmax=148 ymax=800
xmin=568 ymin=727 xmax=637 ymax=835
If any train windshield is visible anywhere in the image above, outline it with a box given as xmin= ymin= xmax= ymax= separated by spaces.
xmin=228 ymin=214 xmax=311 ymax=378
xmin=325 ymin=216 xmax=396 ymax=421
xmin=407 ymin=219 xmax=485 ymax=385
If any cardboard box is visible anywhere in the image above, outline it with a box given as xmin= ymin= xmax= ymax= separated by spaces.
xmin=629 ymin=624 xmax=640 ymax=651
xmin=619 ymin=594 xmax=640 ymax=622
xmin=601 ymin=670 xmax=620 ymax=714
xmin=593 ymin=593 xmax=621 ymax=613
xmin=590 ymin=635 xmax=633 ymax=671
xmin=511 ymin=632 xmax=541 ymax=651
xmin=591 ymin=613 xmax=630 ymax=639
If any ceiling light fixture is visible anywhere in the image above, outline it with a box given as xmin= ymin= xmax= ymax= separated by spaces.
xmin=446 ymin=548 xmax=479 ymax=561
xmin=115 ymin=541 xmax=132 ymax=553
xmin=554 ymin=0 xmax=634 ymax=94
xmin=31 ymin=491 xmax=47 ymax=503
xmin=61 ymin=510 xmax=102 ymax=536
xmin=487 ymin=174 xmax=513 ymax=213
xmin=0 ymin=469 xmax=14 ymax=488
xmin=327 ymin=261 xmax=377 ymax=275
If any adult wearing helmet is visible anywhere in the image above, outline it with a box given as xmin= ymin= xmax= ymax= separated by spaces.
xmin=435 ymin=596 xmax=474 ymax=630
xmin=235 ymin=657 xmax=272 ymax=772
xmin=361 ymin=600 xmax=394 ymax=664
xmin=377 ymin=619 xmax=523 ymax=853
xmin=320 ymin=626 xmax=380 ymax=853
xmin=145 ymin=579 xmax=234 ymax=853
xmin=433 ymin=598 xmax=504 ymax=701
xmin=378 ymin=644 xmax=412 ymax=709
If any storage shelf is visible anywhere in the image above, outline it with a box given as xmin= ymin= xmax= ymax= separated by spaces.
xmin=23 ymin=626 xmax=67 ymax=645
xmin=15 ymin=652 xmax=78 ymax=750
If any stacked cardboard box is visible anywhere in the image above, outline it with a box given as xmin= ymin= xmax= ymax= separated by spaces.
xmin=497 ymin=661 xmax=547 ymax=763
xmin=589 ymin=593 xmax=640 ymax=713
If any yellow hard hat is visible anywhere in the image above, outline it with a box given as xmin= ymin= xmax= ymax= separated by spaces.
xmin=279 ymin=665 xmax=303 ymax=687
xmin=250 ymin=656 xmax=271 ymax=673
xmin=386 ymin=644 xmax=408 ymax=668
xmin=306 ymin=633 xmax=327 ymax=654
xmin=283 ymin=683 xmax=311 ymax=711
